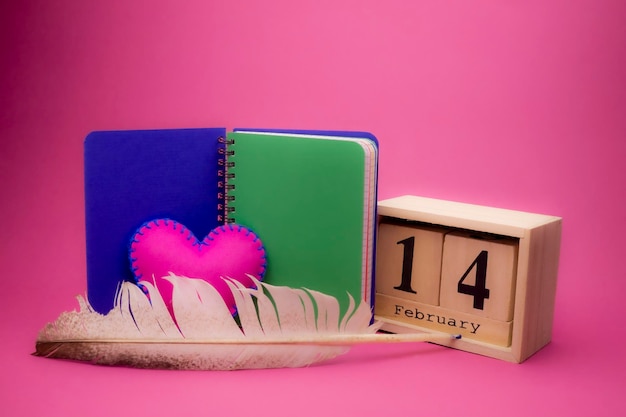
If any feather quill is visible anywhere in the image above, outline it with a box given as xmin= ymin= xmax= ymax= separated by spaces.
xmin=35 ymin=274 xmax=458 ymax=370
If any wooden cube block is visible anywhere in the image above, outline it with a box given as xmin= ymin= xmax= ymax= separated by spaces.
xmin=375 ymin=221 xmax=445 ymax=305
xmin=374 ymin=195 xmax=562 ymax=363
xmin=440 ymin=232 xmax=518 ymax=322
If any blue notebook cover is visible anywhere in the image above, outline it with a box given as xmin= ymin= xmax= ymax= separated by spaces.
xmin=84 ymin=128 xmax=225 ymax=314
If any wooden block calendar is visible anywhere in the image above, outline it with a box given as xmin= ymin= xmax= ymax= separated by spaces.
xmin=374 ymin=195 xmax=562 ymax=363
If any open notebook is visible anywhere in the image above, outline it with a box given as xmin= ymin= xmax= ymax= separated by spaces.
xmin=84 ymin=128 xmax=378 ymax=315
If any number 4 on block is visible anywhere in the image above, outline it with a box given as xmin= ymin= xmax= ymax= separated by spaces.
xmin=440 ymin=232 xmax=518 ymax=322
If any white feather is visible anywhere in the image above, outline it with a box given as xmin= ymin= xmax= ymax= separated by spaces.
xmin=36 ymin=274 xmax=380 ymax=370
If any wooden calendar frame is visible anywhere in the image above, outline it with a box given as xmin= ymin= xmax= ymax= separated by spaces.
xmin=374 ymin=195 xmax=562 ymax=363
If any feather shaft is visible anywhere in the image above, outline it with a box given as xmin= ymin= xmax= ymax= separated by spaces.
xmin=36 ymin=332 xmax=459 ymax=350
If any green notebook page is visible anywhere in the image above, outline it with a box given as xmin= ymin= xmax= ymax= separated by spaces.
xmin=227 ymin=131 xmax=373 ymax=312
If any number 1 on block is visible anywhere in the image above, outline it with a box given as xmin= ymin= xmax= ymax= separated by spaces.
xmin=375 ymin=222 xmax=444 ymax=305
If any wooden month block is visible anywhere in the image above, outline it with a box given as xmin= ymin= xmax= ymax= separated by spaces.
xmin=375 ymin=293 xmax=513 ymax=347
xmin=375 ymin=221 xmax=445 ymax=305
xmin=374 ymin=195 xmax=562 ymax=363
xmin=440 ymin=232 xmax=518 ymax=322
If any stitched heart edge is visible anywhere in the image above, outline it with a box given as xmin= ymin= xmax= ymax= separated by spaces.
xmin=128 ymin=219 xmax=267 ymax=286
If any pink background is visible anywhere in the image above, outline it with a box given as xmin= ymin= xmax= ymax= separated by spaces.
xmin=1 ymin=1 xmax=624 ymax=415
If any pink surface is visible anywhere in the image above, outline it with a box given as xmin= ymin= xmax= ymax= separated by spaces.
xmin=131 ymin=220 xmax=266 ymax=315
xmin=1 ymin=1 xmax=624 ymax=415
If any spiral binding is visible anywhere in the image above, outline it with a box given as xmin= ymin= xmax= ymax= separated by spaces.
xmin=217 ymin=136 xmax=236 ymax=224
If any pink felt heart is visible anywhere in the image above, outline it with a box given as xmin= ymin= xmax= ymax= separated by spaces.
xmin=129 ymin=219 xmax=266 ymax=315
